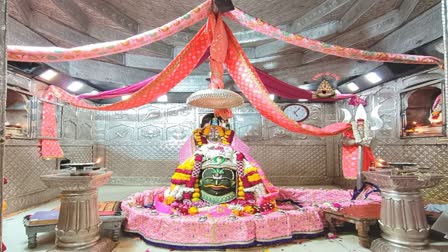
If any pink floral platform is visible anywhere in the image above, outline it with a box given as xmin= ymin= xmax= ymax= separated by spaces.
xmin=122 ymin=187 xmax=380 ymax=249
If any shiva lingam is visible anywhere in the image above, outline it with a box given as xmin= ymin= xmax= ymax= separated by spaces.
xmin=41 ymin=163 xmax=115 ymax=251
xmin=364 ymin=163 xmax=445 ymax=252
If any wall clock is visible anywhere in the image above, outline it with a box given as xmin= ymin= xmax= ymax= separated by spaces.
xmin=283 ymin=104 xmax=310 ymax=122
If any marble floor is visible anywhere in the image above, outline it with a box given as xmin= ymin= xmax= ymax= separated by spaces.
xmin=3 ymin=185 xmax=447 ymax=252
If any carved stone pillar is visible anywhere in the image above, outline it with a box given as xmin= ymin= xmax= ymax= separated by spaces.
xmin=41 ymin=170 xmax=116 ymax=251
xmin=56 ymin=189 xmax=101 ymax=249
xmin=364 ymin=171 xmax=443 ymax=252
xmin=373 ymin=189 xmax=431 ymax=250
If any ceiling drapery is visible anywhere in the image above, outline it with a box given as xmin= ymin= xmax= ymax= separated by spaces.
xmin=15 ymin=0 xmax=441 ymax=156
xmin=224 ymin=8 xmax=443 ymax=67
xmin=45 ymin=14 xmax=352 ymax=137
xmin=6 ymin=0 xmax=442 ymax=66
xmin=78 ymin=50 xmax=365 ymax=106
xmin=46 ymin=24 xmax=211 ymax=111
xmin=223 ymin=23 xmax=351 ymax=136
xmin=7 ymin=1 xmax=210 ymax=62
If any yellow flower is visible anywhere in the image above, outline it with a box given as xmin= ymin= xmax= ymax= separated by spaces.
xmin=232 ymin=209 xmax=242 ymax=216
xmin=188 ymin=206 xmax=199 ymax=215
xmin=192 ymin=192 xmax=200 ymax=198
xmin=164 ymin=196 xmax=175 ymax=205
xmin=247 ymin=173 xmax=261 ymax=182
xmin=172 ymin=173 xmax=190 ymax=181
xmin=2 ymin=201 xmax=7 ymax=212
xmin=245 ymin=167 xmax=258 ymax=174
xmin=243 ymin=205 xmax=255 ymax=214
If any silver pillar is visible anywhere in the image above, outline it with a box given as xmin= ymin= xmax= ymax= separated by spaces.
xmin=364 ymin=170 xmax=444 ymax=252
xmin=41 ymin=171 xmax=116 ymax=251
xmin=0 ymin=0 xmax=7 ymax=248
xmin=374 ymin=190 xmax=430 ymax=247
xmin=356 ymin=145 xmax=364 ymax=189
xmin=371 ymin=189 xmax=438 ymax=252
xmin=56 ymin=189 xmax=101 ymax=249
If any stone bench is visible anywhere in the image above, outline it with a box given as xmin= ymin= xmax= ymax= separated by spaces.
xmin=23 ymin=214 xmax=125 ymax=249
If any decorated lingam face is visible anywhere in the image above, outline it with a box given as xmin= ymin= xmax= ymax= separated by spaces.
xmin=200 ymin=167 xmax=236 ymax=196
xmin=199 ymin=162 xmax=237 ymax=205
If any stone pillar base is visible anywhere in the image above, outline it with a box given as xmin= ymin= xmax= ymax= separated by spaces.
xmin=371 ymin=238 xmax=439 ymax=252
xmin=48 ymin=238 xmax=117 ymax=252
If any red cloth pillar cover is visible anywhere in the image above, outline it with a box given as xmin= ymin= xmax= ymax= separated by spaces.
xmin=341 ymin=130 xmax=375 ymax=179
xmin=342 ymin=145 xmax=374 ymax=179
xmin=40 ymin=92 xmax=64 ymax=159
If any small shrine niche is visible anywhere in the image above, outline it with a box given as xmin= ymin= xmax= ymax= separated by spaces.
xmin=5 ymin=88 xmax=32 ymax=139
xmin=400 ymin=80 xmax=444 ymax=138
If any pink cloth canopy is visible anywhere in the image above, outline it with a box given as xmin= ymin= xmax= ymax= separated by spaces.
xmin=78 ymin=50 xmax=365 ymax=106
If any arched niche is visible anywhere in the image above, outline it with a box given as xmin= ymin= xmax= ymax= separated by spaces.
xmin=5 ymin=87 xmax=32 ymax=138
xmin=400 ymin=80 xmax=445 ymax=138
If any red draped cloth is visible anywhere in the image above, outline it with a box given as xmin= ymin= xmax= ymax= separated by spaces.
xmin=49 ymin=23 xmax=211 ymax=111
xmin=40 ymin=92 xmax=64 ymax=159
xmin=224 ymin=22 xmax=350 ymax=136
xmin=341 ymin=130 xmax=375 ymax=179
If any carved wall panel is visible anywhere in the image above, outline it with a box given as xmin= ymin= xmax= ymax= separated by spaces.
xmin=336 ymin=68 xmax=448 ymax=201
xmin=97 ymin=103 xmax=336 ymax=186
xmin=3 ymin=146 xmax=56 ymax=200
xmin=61 ymin=145 xmax=93 ymax=163
xmin=61 ymin=105 xmax=95 ymax=142
xmin=250 ymin=144 xmax=332 ymax=185
xmin=3 ymin=143 xmax=94 ymax=213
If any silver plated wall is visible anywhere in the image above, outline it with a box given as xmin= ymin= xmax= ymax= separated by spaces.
xmin=3 ymin=75 xmax=96 ymax=213
xmin=336 ymin=68 xmax=448 ymax=202
xmin=96 ymin=103 xmax=338 ymax=186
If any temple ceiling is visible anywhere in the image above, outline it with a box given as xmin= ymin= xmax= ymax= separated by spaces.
xmin=5 ymin=0 xmax=443 ymax=101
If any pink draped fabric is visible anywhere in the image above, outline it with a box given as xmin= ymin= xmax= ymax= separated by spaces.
xmin=178 ymin=137 xmax=194 ymax=164
xmin=224 ymin=23 xmax=351 ymax=136
xmin=40 ymin=92 xmax=64 ymax=159
xmin=78 ymin=48 xmax=211 ymax=100
xmin=78 ymin=49 xmax=365 ymax=105
xmin=254 ymin=68 xmax=366 ymax=105
xmin=225 ymin=8 xmax=443 ymax=67
xmin=208 ymin=14 xmax=233 ymax=118
xmin=49 ymin=23 xmax=211 ymax=111
xmin=7 ymin=1 xmax=211 ymax=62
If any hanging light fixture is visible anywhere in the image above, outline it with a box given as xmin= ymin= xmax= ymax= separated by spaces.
xmin=186 ymin=75 xmax=243 ymax=109
xmin=187 ymin=88 xmax=243 ymax=109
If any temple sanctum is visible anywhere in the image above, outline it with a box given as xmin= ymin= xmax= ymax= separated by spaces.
xmin=1 ymin=0 xmax=448 ymax=251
